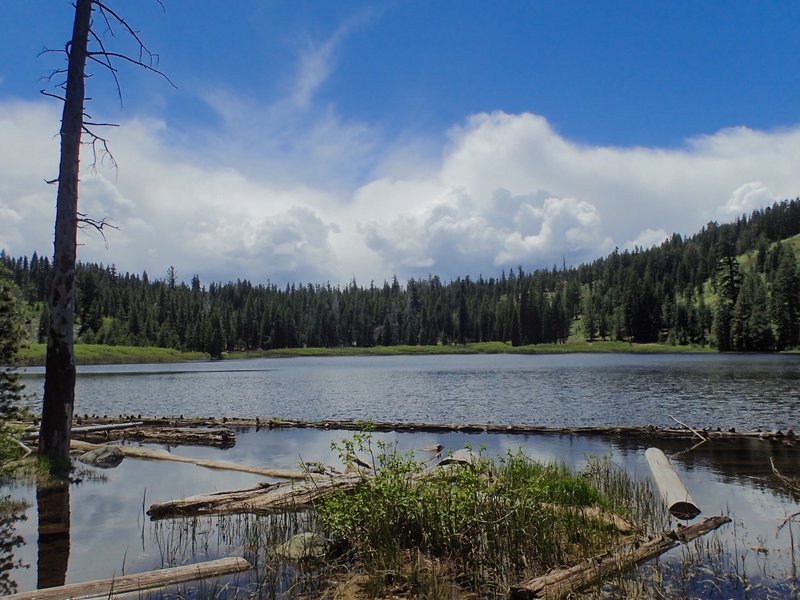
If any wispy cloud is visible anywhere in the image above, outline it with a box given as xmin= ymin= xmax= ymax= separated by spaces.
xmin=290 ymin=8 xmax=378 ymax=110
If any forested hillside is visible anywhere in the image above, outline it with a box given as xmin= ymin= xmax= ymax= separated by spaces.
xmin=4 ymin=199 xmax=800 ymax=356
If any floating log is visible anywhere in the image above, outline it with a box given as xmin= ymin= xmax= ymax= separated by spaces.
xmin=67 ymin=416 xmax=796 ymax=442
xmin=69 ymin=440 xmax=309 ymax=480
xmin=24 ymin=422 xmax=143 ymax=440
xmin=645 ymin=447 xmax=701 ymax=520
xmin=5 ymin=556 xmax=252 ymax=600
xmin=510 ymin=515 xmax=731 ymax=599
xmin=148 ymin=474 xmax=361 ymax=519
xmin=80 ymin=426 xmax=236 ymax=448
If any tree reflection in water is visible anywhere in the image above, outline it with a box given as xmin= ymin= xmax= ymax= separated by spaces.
xmin=0 ymin=496 xmax=28 ymax=595
xmin=36 ymin=482 xmax=70 ymax=589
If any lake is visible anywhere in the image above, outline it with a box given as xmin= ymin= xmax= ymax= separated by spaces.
xmin=5 ymin=353 xmax=800 ymax=597
xmin=19 ymin=353 xmax=800 ymax=430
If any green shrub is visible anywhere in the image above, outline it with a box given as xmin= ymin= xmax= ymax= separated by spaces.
xmin=316 ymin=434 xmax=641 ymax=597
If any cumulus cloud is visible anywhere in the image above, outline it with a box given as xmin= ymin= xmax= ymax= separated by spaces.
xmin=2 ymin=98 xmax=800 ymax=286
xmin=718 ymin=181 xmax=777 ymax=218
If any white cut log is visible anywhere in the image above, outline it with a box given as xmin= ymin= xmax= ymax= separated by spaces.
xmin=645 ymin=447 xmax=701 ymax=520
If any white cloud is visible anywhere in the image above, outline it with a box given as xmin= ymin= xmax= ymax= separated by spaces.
xmin=2 ymin=100 xmax=800 ymax=286
xmin=718 ymin=181 xmax=777 ymax=218
xmin=624 ymin=228 xmax=670 ymax=251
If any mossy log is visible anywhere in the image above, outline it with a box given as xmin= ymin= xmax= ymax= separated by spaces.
xmin=5 ymin=556 xmax=251 ymax=600
xmin=510 ymin=515 xmax=732 ymax=599
xmin=147 ymin=474 xmax=361 ymax=519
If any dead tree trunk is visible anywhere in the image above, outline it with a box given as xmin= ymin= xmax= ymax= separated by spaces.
xmin=38 ymin=0 xmax=92 ymax=472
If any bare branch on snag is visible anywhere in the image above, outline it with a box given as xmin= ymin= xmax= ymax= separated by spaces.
xmin=93 ymin=1 xmax=177 ymax=87
xmin=81 ymin=125 xmax=117 ymax=170
xmin=88 ymin=29 xmax=124 ymax=106
xmin=84 ymin=121 xmax=120 ymax=128
xmin=87 ymin=51 xmax=176 ymax=88
xmin=77 ymin=212 xmax=119 ymax=248
xmin=40 ymin=90 xmax=67 ymax=102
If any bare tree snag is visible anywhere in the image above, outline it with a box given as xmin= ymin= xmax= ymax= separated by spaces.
xmin=510 ymin=515 xmax=731 ymax=599
xmin=38 ymin=0 xmax=92 ymax=472
xmin=38 ymin=2 xmax=172 ymax=473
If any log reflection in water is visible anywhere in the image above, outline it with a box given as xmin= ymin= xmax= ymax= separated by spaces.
xmin=36 ymin=482 xmax=70 ymax=589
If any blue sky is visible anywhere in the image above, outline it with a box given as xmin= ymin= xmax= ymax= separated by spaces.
xmin=2 ymin=1 xmax=800 ymax=285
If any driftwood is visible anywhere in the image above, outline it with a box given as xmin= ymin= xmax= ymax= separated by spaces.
xmin=67 ymin=416 xmax=797 ymax=442
xmin=147 ymin=474 xmax=361 ymax=519
xmin=510 ymin=515 xmax=732 ymax=599
xmin=24 ymin=422 xmax=143 ymax=440
xmin=5 ymin=556 xmax=252 ymax=600
xmin=645 ymin=448 xmax=701 ymax=520
xmin=69 ymin=440 xmax=309 ymax=480
xmin=79 ymin=426 xmax=235 ymax=447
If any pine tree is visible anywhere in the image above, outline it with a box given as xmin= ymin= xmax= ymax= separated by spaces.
xmin=0 ymin=265 xmax=24 ymax=458
xmin=771 ymin=248 xmax=800 ymax=349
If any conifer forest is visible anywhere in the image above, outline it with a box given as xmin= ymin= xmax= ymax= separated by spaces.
xmin=3 ymin=199 xmax=800 ymax=358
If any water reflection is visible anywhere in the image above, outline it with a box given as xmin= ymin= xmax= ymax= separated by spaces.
xmin=36 ymin=482 xmax=70 ymax=589
xmin=1 ymin=428 xmax=798 ymax=596
xmin=0 ymin=498 xmax=27 ymax=595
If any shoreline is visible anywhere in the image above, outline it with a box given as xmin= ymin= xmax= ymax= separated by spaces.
xmin=16 ymin=340 xmax=720 ymax=366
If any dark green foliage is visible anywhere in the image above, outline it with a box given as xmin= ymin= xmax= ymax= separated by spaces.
xmin=2 ymin=198 xmax=800 ymax=353
xmin=0 ymin=265 xmax=23 ymax=421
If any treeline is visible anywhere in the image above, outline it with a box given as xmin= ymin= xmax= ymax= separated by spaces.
xmin=3 ymin=199 xmax=800 ymax=356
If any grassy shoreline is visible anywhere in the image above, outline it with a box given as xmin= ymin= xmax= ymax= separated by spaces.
xmin=17 ymin=343 xmax=209 ymax=367
xmin=16 ymin=340 xmax=715 ymax=366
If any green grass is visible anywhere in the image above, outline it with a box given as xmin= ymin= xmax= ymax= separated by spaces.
xmin=17 ymin=343 xmax=209 ymax=366
xmin=16 ymin=339 xmax=713 ymax=367
xmin=314 ymin=434 xmax=661 ymax=598
xmin=233 ymin=339 xmax=714 ymax=360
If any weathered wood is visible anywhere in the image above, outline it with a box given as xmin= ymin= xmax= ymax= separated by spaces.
xmin=6 ymin=556 xmax=252 ymax=600
xmin=510 ymin=515 xmax=731 ymax=599
xmin=69 ymin=440 xmax=309 ymax=480
xmin=68 ymin=416 xmax=797 ymax=442
xmin=82 ymin=426 xmax=235 ymax=447
xmin=645 ymin=447 xmax=701 ymax=519
xmin=26 ymin=422 xmax=143 ymax=440
xmin=148 ymin=474 xmax=361 ymax=519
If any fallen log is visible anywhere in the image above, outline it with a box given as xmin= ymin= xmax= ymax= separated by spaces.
xmin=24 ymin=422 xmax=143 ymax=440
xmin=510 ymin=515 xmax=731 ymax=599
xmin=5 ymin=556 xmax=252 ymax=600
xmin=148 ymin=474 xmax=361 ymax=519
xmin=645 ymin=447 xmax=701 ymax=520
xmin=66 ymin=416 xmax=797 ymax=442
xmin=69 ymin=440 xmax=309 ymax=480
xmin=80 ymin=426 xmax=236 ymax=448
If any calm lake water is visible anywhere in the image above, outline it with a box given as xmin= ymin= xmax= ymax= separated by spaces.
xmin=5 ymin=353 xmax=800 ymax=596
xmin=19 ymin=353 xmax=800 ymax=430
